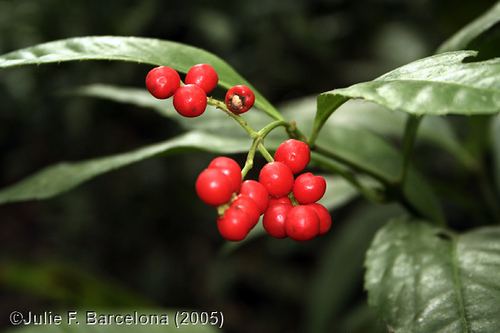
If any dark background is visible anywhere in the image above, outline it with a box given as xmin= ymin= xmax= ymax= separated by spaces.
xmin=0 ymin=1 xmax=496 ymax=332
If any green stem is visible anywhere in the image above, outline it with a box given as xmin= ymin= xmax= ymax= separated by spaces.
xmin=241 ymin=137 xmax=261 ymax=178
xmin=399 ymin=115 xmax=422 ymax=185
xmin=258 ymin=143 xmax=274 ymax=162
xmin=258 ymin=120 xmax=289 ymax=138
xmin=207 ymin=97 xmax=257 ymax=137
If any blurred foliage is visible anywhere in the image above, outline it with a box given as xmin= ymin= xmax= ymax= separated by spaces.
xmin=0 ymin=0 xmax=497 ymax=332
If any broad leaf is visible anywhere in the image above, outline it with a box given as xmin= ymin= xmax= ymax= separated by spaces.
xmin=0 ymin=131 xmax=249 ymax=204
xmin=438 ymin=1 xmax=500 ymax=53
xmin=313 ymin=51 xmax=500 ymax=140
xmin=492 ymin=115 xmax=500 ymax=192
xmin=305 ymin=204 xmax=403 ymax=333
xmin=0 ymin=36 xmax=281 ymax=120
xmin=5 ymin=310 xmax=219 ymax=333
xmin=365 ymin=218 xmax=500 ymax=333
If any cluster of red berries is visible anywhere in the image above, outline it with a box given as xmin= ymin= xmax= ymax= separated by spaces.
xmin=196 ymin=139 xmax=331 ymax=242
xmin=145 ymin=64 xmax=255 ymax=117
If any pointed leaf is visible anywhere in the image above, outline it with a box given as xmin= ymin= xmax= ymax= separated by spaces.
xmin=0 ymin=131 xmax=249 ymax=204
xmin=0 ymin=36 xmax=281 ymax=120
xmin=365 ymin=218 xmax=500 ymax=333
xmin=313 ymin=51 xmax=500 ymax=140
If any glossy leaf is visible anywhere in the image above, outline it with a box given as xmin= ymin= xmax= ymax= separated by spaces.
xmin=0 ymin=131 xmax=249 ymax=204
xmin=492 ymin=115 xmax=500 ymax=192
xmin=438 ymin=1 xmax=500 ymax=53
xmin=305 ymin=204 xmax=403 ymax=333
xmin=313 ymin=51 xmax=500 ymax=141
xmin=365 ymin=218 xmax=500 ymax=333
xmin=0 ymin=36 xmax=281 ymax=120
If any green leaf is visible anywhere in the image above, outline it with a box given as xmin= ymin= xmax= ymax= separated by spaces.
xmin=492 ymin=115 xmax=500 ymax=192
xmin=316 ymin=126 xmax=444 ymax=225
xmin=438 ymin=1 xmax=500 ymax=53
xmin=365 ymin=217 xmax=500 ymax=333
xmin=313 ymin=51 xmax=500 ymax=140
xmin=5 ymin=310 xmax=219 ymax=333
xmin=0 ymin=131 xmax=249 ymax=204
xmin=0 ymin=36 xmax=281 ymax=120
xmin=305 ymin=204 xmax=403 ymax=333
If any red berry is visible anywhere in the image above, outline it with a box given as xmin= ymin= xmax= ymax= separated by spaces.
xmin=208 ymin=157 xmax=242 ymax=193
xmin=173 ymin=84 xmax=207 ymax=117
xmin=217 ymin=208 xmax=252 ymax=241
xmin=274 ymin=139 xmax=311 ymax=174
xmin=225 ymin=85 xmax=255 ymax=114
xmin=259 ymin=162 xmax=294 ymax=198
xmin=240 ymin=180 xmax=269 ymax=214
xmin=230 ymin=194 xmax=261 ymax=228
xmin=268 ymin=196 xmax=292 ymax=207
xmin=293 ymin=172 xmax=327 ymax=204
xmin=307 ymin=203 xmax=332 ymax=235
xmin=145 ymin=66 xmax=181 ymax=99
xmin=263 ymin=203 xmax=292 ymax=238
xmin=185 ymin=64 xmax=219 ymax=94
xmin=285 ymin=205 xmax=320 ymax=241
xmin=195 ymin=168 xmax=233 ymax=206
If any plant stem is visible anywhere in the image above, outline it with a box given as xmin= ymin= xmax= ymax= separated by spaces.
xmin=258 ymin=143 xmax=274 ymax=162
xmin=258 ymin=120 xmax=289 ymax=138
xmin=241 ymin=137 xmax=261 ymax=178
xmin=207 ymin=97 xmax=257 ymax=137
xmin=399 ymin=115 xmax=422 ymax=185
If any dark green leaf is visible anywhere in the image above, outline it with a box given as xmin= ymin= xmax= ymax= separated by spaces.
xmin=0 ymin=131 xmax=249 ymax=204
xmin=365 ymin=218 xmax=500 ymax=333
xmin=0 ymin=36 xmax=281 ymax=120
xmin=305 ymin=204 xmax=403 ymax=333
xmin=313 ymin=51 xmax=500 ymax=140
xmin=316 ymin=127 xmax=445 ymax=223
xmin=438 ymin=1 xmax=500 ymax=53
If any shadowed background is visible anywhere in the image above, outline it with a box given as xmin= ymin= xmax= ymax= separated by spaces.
xmin=0 ymin=0 xmax=496 ymax=332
